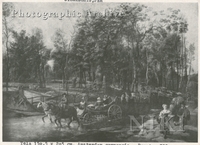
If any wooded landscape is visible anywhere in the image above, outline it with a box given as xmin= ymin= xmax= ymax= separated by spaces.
xmin=3 ymin=3 xmax=197 ymax=96
xmin=2 ymin=2 xmax=199 ymax=142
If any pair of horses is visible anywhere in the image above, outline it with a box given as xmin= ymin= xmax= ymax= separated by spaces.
xmin=37 ymin=101 xmax=80 ymax=128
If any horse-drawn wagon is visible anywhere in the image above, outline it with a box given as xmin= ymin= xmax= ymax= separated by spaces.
xmin=77 ymin=98 xmax=122 ymax=125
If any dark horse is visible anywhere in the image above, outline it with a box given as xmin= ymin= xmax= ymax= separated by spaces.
xmin=37 ymin=101 xmax=80 ymax=127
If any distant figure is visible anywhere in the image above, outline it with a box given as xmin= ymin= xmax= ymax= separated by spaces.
xmin=186 ymin=92 xmax=191 ymax=102
xmin=177 ymin=103 xmax=190 ymax=130
xmin=60 ymin=93 xmax=69 ymax=111
xmin=130 ymin=92 xmax=135 ymax=104
xmin=125 ymin=92 xmax=129 ymax=103
xmin=121 ymin=93 xmax=125 ymax=104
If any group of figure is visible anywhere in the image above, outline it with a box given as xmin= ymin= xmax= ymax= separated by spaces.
xmin=120 ymin=92 xmax=149 ymax=105
xmin=94 ymin=95 xmax=111 ymax=109
xmin=85 ymin=95 xmax=111 ymax=110
xmin=59 ymin=93 xmax=111 ymax=111
xmin=158 ymin=102 xmax=190 ymax=132
xmin=59 ymin=91 xmax=190 ymax=132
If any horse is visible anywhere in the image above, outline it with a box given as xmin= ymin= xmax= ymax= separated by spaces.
xmin=37 ymin=101 xmax=55 ymax=123
xmin=37 ymin=101 xmax=80 ymax=128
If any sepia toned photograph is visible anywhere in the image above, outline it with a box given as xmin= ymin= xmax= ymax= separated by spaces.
xmin=2 ymin=1 xmax=198 ymax=143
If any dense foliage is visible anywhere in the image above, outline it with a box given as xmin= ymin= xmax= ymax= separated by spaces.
xmin=3 ymin=3 xmax=197 ymax=96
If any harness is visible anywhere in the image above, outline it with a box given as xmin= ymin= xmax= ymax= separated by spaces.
xmin=42 ymin=102 xmax=51 ymax=112
xmin=41 ymin=102 xmax=64 ymax=116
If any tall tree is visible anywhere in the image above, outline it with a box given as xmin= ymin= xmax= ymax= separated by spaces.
xmin=3 ymin=2 xmax=14 ymax=91
xmin=51 ymin=29 xmax=69 ymax=90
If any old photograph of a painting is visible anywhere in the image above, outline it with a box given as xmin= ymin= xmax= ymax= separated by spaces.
xmin=2 ymin=1 xmax=198 ymax=143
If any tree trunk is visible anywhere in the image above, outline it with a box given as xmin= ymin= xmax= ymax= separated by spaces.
xmin=133 ymin=66 xmax=137 ymax=92
xmin=186 ymin=56 xmax=192 ymax=92
xmin=38 ymin=66 xmax=42 ymax=88
xmin=88 ymin=66 xmax=92 ymax=81
xmin=79 ymin=66 xmax=82 ymax=88
xmin=131 ymin=66 xmax=134 ymax=92
xmin=176 ymin=59 xmax=179 ymax=91
xmin=179 ymin=34 xmax=184 ymax=91
xmin=153 ymin=65 xmax=159 ymax=87
xmin=146 ymin=63 xmax=149 ymax=86
xmin=184 ymin=40 xmax=188 ymax=91
xmin=4 ymin=17 xmax=9 ymax=92
xmin=171 ymin=63 xmax=174 ymax=90
xmin=123 ymin=70 xmax=127 ymax=90
xmin=159 ymin=64 xmax=162 ymax=86
xmin=41 ymin=63 xmax=46 ymax=88
xmin=62 ymin=67 xmax=66 ymax=89
xmin=53 ymin=71 xmax=56 ymax=81
xmin=92 ymin=71 xmax=95 ymax=82
xmin=65 ymin=55 xmax=68 ymax=91
xmin=5 ymin=51 xmax=9 ymax=91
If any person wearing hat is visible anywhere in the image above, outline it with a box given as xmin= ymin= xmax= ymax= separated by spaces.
xmin=103 ymin=95 xmax=110 ymax=106
xmin=60 ymin=93 xmax=69 ymax=111
xmin=95 ymin=97 xmax=103 ymax=109
xmin=77 ymin=96 xmax=87 ymax=117
xmin=79 ymin=97 xmax=86 ymax=110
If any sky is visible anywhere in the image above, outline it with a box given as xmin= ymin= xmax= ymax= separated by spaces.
xmin=5 ymin=2 xmax=198 ymax=73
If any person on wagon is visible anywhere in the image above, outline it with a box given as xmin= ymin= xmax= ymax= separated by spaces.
xmin=60 ymin=93 xmax=69 ymax=111
xmin=102 ymin=95 xmax=110 ymax=106
xmin=77 ymin=96 xmax=87 ymax=117
xmin=79 ymin=97 xmax=86 ymax=110
xmin=95 ymin=97 xmax=103 ymax=109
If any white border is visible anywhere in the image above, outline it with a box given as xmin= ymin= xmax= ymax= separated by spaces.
xmin=0 ymin=0 xmax=199 ymax=145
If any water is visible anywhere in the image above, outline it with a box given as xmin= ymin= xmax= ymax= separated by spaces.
xmin=3 ymin=115 xmax=83 ymax=142
xmin=3 ymin=112 xmax=198 ymax=142
xmin=2 ymin=112 xmax=146 ymax=142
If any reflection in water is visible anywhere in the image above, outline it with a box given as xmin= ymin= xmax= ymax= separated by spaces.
xmin=3 ymin=114 xmax=124 ymax=142
xmin=3 ymin=111 xmax=198 ymax=142
xmin=4 ymin=115 xmax=80 ymax=141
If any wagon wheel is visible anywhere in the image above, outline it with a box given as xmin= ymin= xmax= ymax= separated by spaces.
xmin=108 ymin=104 xmax=122 ymax=119
xmin=82 ymin=113 xmax=91 ymax=123
xmin=82 ymin=113 xmax=93 ymax=123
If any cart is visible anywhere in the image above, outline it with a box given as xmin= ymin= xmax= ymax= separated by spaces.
xmin=79 ymin=99 xmax=122 ymax=124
